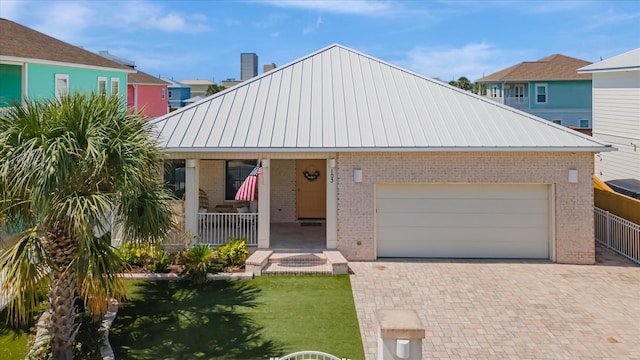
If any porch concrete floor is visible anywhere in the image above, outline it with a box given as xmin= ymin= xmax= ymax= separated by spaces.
xmin=268 ymin=222 xmax=326 ymax=251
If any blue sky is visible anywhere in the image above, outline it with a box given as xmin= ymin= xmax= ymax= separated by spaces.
xmin=3 ymin=0 xmax=639 ymax=82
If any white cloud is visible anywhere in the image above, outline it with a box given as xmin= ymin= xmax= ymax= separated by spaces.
xmin=270 ymin=32 xmax=280 ymax=38
xmin=31 ymin=2 xmax=95 ymax=43
xmin=7 ymin=0 xmax=211 ymax=36
xmin=224 ymin=17 xmax=242 ymax=26
xmin=0 ymin=0 xmax=28 ymax=20
xmin=303 ymin=16 xmax=323 ymax=35
xmin=587 ymin=8 xmax=640 ymax=29
xmin=396 ymin=43 xmax=529 ymax=82
xmin=116 ymin=2 xmax=211 ymax=33
xmin=254 ymin=13 xmax=287 ymax=28
xmin=259 ymin=0 xmax=396 ymax=16
xmin=139 ymin=12 xmax=210 ymax=33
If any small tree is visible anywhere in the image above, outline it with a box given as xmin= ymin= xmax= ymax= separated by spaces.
xmin=206 ymin=83 xmax=226 ymax=96
xmin=456 ymin=76 xmax=472 ymax=91
xmin=0 ymin=93 xmax=174 ymax=359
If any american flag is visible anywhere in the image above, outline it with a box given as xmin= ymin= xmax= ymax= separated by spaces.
xmin=234 ymin=163 xmax=262 ymax=201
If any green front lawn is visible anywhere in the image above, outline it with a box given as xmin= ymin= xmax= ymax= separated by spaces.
xmin=110 ymin=276 xmax=364 ymax=360
xmin=0 ymin=310 xmax=30 ymax=360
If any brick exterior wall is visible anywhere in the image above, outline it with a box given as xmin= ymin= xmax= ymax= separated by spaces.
xmin=270 ymin=159 xmax=297 ymax=222
xmin=199 ymin=160 xmax=225 ymax=210
xmin=336 ymin=152 xmax=595 ymax=264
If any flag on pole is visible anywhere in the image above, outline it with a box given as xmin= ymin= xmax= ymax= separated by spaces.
xmin=234 ymin=163 xmax=262 ymax=201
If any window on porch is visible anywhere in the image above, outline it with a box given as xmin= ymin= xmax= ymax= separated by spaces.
xmin=225 ymin=160 xmax=257 ymax=200
xmin=164 ymin=160 xmax=185 ymax=199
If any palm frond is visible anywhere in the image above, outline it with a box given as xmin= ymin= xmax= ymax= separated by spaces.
xmin=0 ymin=227 xmax=50 ymax=325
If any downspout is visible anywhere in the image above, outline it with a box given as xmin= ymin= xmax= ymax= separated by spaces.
xmin=134 ymin=84 xmax=138 ymax=112
xmin=23 ymin=63 xmax=28 ymax=106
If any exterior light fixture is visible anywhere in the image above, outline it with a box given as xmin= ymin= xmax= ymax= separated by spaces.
xmin=354 ymin=168 xmax=362 ymax=183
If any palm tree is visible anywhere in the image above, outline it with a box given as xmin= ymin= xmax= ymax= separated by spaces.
xmin=0 ymin=93 xmax=174 ymax=359
xmin=456 ymin=76 xmax=472 ymax=91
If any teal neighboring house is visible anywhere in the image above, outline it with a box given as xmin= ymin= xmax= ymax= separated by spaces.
xmin=0 ymin=18 xmax=133 ymax=109
xmin=476 ymin=54 xmax=593 ymax=128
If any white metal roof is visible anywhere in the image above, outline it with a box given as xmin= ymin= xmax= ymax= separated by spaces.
xmin=578 ymin=48 xmax=640 ymax=73
xmin=153 ymin=44 xmax=612 ymax=153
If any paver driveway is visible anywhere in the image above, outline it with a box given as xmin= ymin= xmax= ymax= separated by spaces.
xmin=349 ymin=246 xmax=640 ymax=359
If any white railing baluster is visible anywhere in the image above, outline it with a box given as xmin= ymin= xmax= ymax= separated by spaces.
xmin=594 ymin=207 xmax=640 ymax=264
xmin=194 ymin=212 xmax=258 ymax=247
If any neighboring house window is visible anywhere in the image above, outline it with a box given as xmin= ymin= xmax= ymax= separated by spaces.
xmin=225 ymin=160 xmax=257 ymax=200
xmin=111 ymin=78 xmax=120 ymax=96
xmin=490 ymin=84 xmax=500 ymax=98
xmin=535 ymin=83 xmax=547 ymax=104
xmin=161 ymin=88 xmax=166 ymax=99
xmin=164 ymin=160 xmax=185 ymax=199
xmin=552 ymin=120 xmax=562 ymax=125
xmin=98 ymin=77 xmax=107 ymax=96
xmin=580 ymin=119 xmax=589 ymax=128
xmin=168 ymin=90 xmax=173 ymax=98
xmin=55 ymin=74 xmax=69 ymax=99
xmin=514 ymin=84 xmax=525 ymax=103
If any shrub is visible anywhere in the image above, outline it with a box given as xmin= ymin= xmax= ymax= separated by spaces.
xmin=217 ymin=238 xmax=248 ymax=270
xmin=73 ymin=312 xmax=104 ymax=360
xmin=182 ymin=244 xmax=218 ymax=284
xmin=114 ymin=243 xmax=154 ymax=268
xmin=148 ymin=249 xmax=170 ymax=273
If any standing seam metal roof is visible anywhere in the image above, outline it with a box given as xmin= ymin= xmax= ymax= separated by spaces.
xmin=578 ymin=48 xmax=640 ymax=73
xmin=153 ymin=44 xmax=612 ymax=152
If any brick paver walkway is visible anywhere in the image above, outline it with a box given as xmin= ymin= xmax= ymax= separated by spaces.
xmin=349 ymin=246 xmax=640 ymax=359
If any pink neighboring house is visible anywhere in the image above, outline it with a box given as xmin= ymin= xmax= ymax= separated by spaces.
xmin=127 ymin=70 xmax=169 ymax=118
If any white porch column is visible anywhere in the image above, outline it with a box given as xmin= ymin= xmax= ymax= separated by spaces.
xmin=326 ymin=158 xmax=338 ymax=249
xmin=184 ymin=158 xmax=199 ymax=243
xmin=258 ymin=159 xmax=270 ymax=248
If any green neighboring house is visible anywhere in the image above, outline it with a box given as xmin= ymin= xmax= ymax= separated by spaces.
xmin=476 ymin=54 xmax=593 ymax=128
xmin=0 ymin=18 xmax=133 ymax=109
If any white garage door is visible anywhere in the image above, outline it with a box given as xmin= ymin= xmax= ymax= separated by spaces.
xmin=376 ymin=184 xmax=550 ymax=258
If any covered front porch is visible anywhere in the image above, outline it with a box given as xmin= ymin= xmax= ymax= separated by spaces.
xmin=166 ymin=154 xmax=338 ymax=252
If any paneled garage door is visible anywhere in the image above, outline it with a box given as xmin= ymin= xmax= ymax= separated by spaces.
xmin=376 ymin=184 xmax=550 ymax=258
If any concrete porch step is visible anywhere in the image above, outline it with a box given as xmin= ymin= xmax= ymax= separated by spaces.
xmin=269 ymin=252 xmax=326 ymax=264
xmin=245 ymin=250 xmax=348 ymax=276
xmin=262 ymin=261 xmax=333 ymax=275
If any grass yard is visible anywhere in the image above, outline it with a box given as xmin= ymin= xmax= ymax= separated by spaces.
xmin=110 ymin=276 xmax=364 ymax=360
xmin=0 ymin=310 xmax=30 ymax=360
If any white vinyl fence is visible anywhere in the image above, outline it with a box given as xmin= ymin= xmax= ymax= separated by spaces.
xmin=594 ymin=207 xmax=640 ymax=264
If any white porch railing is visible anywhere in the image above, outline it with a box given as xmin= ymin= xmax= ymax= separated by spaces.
xmin=594 ymin=207 xmax=640 ymax=264
xmin=504 ymin=96 xmax=529 ymax=108
xmin=198 ymin=212 xmax=258 ymax=246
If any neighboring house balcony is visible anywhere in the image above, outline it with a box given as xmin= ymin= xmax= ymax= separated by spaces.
xmin=504 ymin=97 xmax=529 ymax=109
xmin=481 ymin=95 xmax=502 ymax=103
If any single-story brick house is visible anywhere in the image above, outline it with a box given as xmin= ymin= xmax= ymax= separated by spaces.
xmin=153 ymin=44 xmax=613 ymax=264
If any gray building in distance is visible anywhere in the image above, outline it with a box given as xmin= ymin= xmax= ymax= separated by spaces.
xmin=241 ymin=53 xmax=258 ymax=80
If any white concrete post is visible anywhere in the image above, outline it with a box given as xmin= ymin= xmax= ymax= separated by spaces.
xmin=326 ymin=157 xmax=338 ymax=249
xmin=184 ymin=158 xmax=199 ymax=244
xmin=377 ymin=309 xmax=425 ymax=360
xmin=257 ymin=159 xmax=270 ymax=248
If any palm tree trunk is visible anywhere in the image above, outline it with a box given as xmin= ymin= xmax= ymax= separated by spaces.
xmin=44 ymin=228 xmax=78 ymax=360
